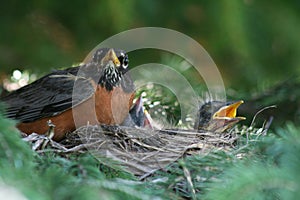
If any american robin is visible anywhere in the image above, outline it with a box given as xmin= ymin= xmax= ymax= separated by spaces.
xmin=0 ymin=48 xmax=135 ymax=141
xmin=194 ymin=100 xmax=245 ymax=132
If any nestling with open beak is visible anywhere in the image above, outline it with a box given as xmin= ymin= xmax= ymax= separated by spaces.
xmin=194 ymin=100 xmax=245 ymax=132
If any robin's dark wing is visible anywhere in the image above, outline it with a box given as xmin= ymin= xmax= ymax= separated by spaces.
xmin=0 ymin=66 xmax=96 ymax=123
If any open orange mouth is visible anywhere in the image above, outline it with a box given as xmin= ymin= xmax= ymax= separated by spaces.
xmin=212 ymin=100 xmax=246 ymax=120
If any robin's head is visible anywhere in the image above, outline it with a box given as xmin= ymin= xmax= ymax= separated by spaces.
xmin=194 ymin=100 xmax=245 ymax=132
xmin=91 ymin=48 xmax=129 ymax=72
xmin=95 ymin=48 xmax=129 ymax=91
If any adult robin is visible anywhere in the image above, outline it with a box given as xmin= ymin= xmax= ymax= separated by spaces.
xmin=194 ymin=100 xmax=245 ymax=132
xmin=0 ymin=48 xmax=135 ymax=141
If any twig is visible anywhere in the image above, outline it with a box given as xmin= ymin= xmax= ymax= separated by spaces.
xmin=250 ymin=105 xmax=277 ymax=127
xmin=180 ymin=161 xmax=196 ymax=200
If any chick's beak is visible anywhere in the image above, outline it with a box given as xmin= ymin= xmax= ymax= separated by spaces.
xmin=213 ymin=100 xmax=246 ymax=120
xmin=134 ymin=97 xmax=143 ymax=116
xmin=102 ymin=49 xmax=121 ymax=67
xmin=133 ymin=97 xmax=154 ymax=129
xmin=143 ymin=110 xmax=154 ymax=129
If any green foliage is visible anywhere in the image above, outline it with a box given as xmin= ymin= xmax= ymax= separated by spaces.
xmin=205 ymin=123 xmax=300 ymax=200
xmin=206 ymin=164 xmax=293 ymax=200
xmin=0 ymin=104 xmax=35 ymax=170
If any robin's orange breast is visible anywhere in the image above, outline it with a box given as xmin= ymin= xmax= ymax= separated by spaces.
xmin=18 ymin=85 xmax=134 ymax=141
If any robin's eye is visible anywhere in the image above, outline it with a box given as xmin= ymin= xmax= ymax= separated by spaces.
xmin=123 ymin=56 xmax=129 ymax=68
xmin=119 ymin=53 xmax=129 ymax=69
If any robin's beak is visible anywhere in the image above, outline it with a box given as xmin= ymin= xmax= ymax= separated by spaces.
xmin=213 ymin=100 xmax=246 ymax=121
xmin=102 ymin=49 xmax=121 ymax=67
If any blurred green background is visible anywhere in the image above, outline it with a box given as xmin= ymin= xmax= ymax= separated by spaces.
xmin=1 ymin=0 xmax=299 ymax=126
xmin=1 ymin=1 xmax=299 ymax=85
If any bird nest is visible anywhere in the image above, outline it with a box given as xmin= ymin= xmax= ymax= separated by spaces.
xmin=24 ymin=125 xmax=240 ymax=178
